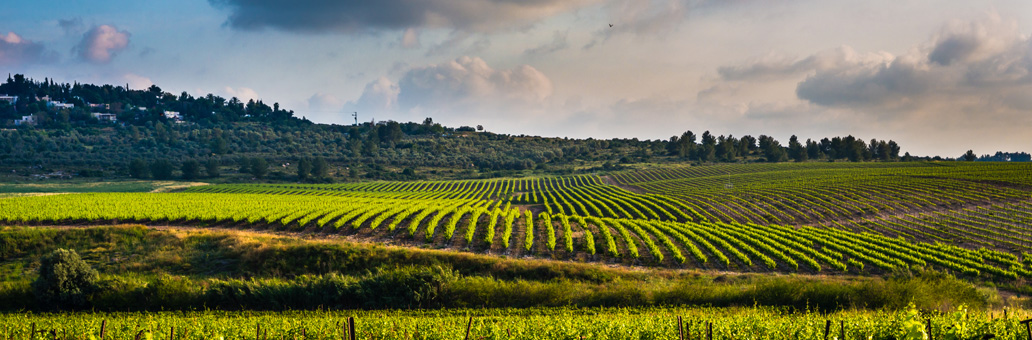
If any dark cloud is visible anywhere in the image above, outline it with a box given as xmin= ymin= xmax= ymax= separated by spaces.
xmin=0 ymin=32 xmax=57 ymax=67
xmin=74 ymin=25 xmax=131 ymax=64
xmin=58 ymin=18 xmax=85 ymax=36
xmin=524 ymin=31 xmax=569 ymax=56
xmin=209 ymin=0 xmax=598 ymax=33
xmin=794 ymin=14 xmax=1031 ymax=108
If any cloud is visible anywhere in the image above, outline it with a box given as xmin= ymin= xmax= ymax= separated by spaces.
xmin=123 ymin=73 xmax=153 ymax=90
xmin=351 ymin=77 xmax=401 ymax=113
xmin=58 ymin=18 xmax=85 ymax=36
xmin=0 ymin=32 xmax=57 ymax=67
xmin=424 ymin=31 xmax=491 ymax=56
xmin=209 ymin=0 xmax=599 ymax=33
xmin=794 ymin=13 xmax=1032 ymax=109
xmin=74 ymin=25 xmax=130 ymax=64
xmin=524 ymin=31 xmax=569 ymax=56
xmin=349 ymin=57 xmax=553 ymax=122
xmin=717 ymin=47 xmax=893 ymax=81
xmin=400 ymin=28 xmax=421 ymax=49
xmin=309 ymin=93 xmax=344 ymax=112
xmin=585 ymin=0 xmax=763 ymax=48
xmin=223 ymin=86 xmax=259 ymax=102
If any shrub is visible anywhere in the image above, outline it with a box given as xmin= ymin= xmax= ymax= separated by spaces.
xmin=356 ymin=266 xmax=455 ymax=309
xmin=32 ymin=248 xmax=99 ymax=309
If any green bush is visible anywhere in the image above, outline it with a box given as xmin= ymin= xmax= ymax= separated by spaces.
xmin=357 ymin=266 xmax=455 ymax=309
xmin=32 ymin=248 xmax=99 ymax=309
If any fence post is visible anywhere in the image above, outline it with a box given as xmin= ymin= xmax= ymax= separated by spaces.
xmin=348 ymin=317 xmax=356 ymax=340
xmin=707 ymin=322 xmax=712 ymax=340
xmin=100 ymin=320 xmax=106 ymax=340
xmin=31 ymin=323 xmax=35 ymax=340
xmin=839 ymin=321 xmax=844 ymax=340
xmin=256 ymin=324 xmax=261 ymax=340
xmin=926 ymin=319 xmax=933 ymax=340
xmin=678 ymin=316 xmax=684 ymax=340
xmin=169 ymin=326 xmax=174 ymax=340
xmin=464 ymin=317 xmax=473 ymax=340
xmin=824 ymin=320 xmax=831 ymax=340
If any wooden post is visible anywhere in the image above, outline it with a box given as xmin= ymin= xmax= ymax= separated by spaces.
xmin=839 ymin=321 xmax=844 ymax=340
xmin=686 ymin=322 xmax=691 ymax=340
xmin=678 ymin=316 xmax=684 ymax=340
xmin=135 ymin=330 xmax=145 ymax=340
xmin=824 ymin=320 xmax=831 ymax=340
xmin=256 ymin=324 xmax=261 ymax=340
xmin=707 ymin=322 xmax=712 ymax=340
xmin=506 ymin=329 xmax=511 ymax=337
xmin=348 ymin=317 xmax=356 ymax=340
xmin=1019 ymin=318 xmax=1031 ymax=340
xmin=926 ymin=319 xmax=933 ymax=340
xmin=100 ymin=320 xmax=106 ymax=340
xmin=31 ymin=323 xmax=35 ymax=340
xmin=169 ymin=326 xmax=174 ymax=340
xmin=464 ymin=316 xmax=473 ymax=340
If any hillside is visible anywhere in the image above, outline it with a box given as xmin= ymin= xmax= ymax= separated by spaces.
xmin=3 ymin=162 xmax=1031 ymax=290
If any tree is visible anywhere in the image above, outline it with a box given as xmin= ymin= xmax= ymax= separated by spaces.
xmin=311 ymin=157 xmax=330 ymax=179
xmin=149 ymin=159 xmax=175 ymax=180
xmin=788 ymin=135 xmax=807 ymax=162
xmin=33 ymin=248 xmax=99 ymax=309
xmin=699 ymin=131 xmax=717 ymax=162
xmin=181 ymin=159 xmax=202 ymax=180
xmin=296 ymin=158 xmax=312 ymax=181
xmin=205 ymin=158 xmax=220 ymax=178
xmin=249 ymin=157 xmax=268 ymax=179
xmin=963 ymin=150 xmax=977 ymax=161
xmin=210 ymin=137 xmax=229 ymax=154
xmin=128 ymin=158 xmax=149 ymax=178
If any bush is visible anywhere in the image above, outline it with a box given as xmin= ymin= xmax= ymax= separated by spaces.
xmin=356 ymin=266 xmax=454 ymax=309
xmin=32 ymin=248 xmax=99 ymax=309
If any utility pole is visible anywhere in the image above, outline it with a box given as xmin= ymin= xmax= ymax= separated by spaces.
xmin=352 ymin=112 xmax=358 ymax=126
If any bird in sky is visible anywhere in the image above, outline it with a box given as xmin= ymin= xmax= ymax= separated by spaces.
xmin=609 ymin=24 xmax=613 ymax=27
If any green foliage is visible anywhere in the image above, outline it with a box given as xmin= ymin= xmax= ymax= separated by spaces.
xmin=128 ymin=158 xmax=149 ymax=178
xmin=32 ymin=248 xmax=99 ymax=309
xmin=149 ymin=159 xmax=174 ymax=180
xmin=356 ymin=266 xmax=454 ymax=309
xmin=180 ymin=159 xmax=201 ymax=180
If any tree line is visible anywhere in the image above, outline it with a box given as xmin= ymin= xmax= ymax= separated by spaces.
xmin=666 ymin=131 xmax=903 ymax=162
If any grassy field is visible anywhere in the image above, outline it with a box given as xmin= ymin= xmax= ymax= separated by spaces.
xmin=0 ymin=180 xmax=207 ymax=195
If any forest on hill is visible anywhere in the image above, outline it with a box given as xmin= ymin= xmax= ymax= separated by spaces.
xmin=0 ymin=74 xmax=922 ymax=182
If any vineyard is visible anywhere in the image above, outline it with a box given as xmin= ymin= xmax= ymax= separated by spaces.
xmin=2 ymin=162 xmax=1032 ymax=282
xmin=2 ymin=305 xmax=1031 ymax=340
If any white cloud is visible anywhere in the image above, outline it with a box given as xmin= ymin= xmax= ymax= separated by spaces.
xmin=122 ymin=73 xmax=153 ymax=89
xmin=223 ymin=86 xmax=259 ymax=102
xmin=74 ymin=25 xmax=130 ymax=64
xmin=400 ymin=28 xmax=421 ymax=49
xmin=0 ymin=32 xmax=56 ymax=67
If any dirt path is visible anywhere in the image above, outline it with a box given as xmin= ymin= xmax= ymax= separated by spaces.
xmin=599 ymin=176 xmax=647 ymax=194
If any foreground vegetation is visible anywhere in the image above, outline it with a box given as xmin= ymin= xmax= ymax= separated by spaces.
xmin=0 ymin=226 xmax=1011 ymax=312
xmin=3 ymin=306 xmax=1031 ymax=340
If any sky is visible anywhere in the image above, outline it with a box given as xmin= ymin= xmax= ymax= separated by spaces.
xmin=2 ymin=0 xmax=1032 ymax=157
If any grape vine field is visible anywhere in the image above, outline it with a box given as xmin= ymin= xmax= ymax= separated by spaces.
xmin=2 ymin=162 xmax=1032 ymax=282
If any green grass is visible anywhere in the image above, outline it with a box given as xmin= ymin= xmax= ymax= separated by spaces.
xmin=0 ymin=226 xmax=1019 ymax=312
xmin=0 ymin=180 xmax=206 ymax=194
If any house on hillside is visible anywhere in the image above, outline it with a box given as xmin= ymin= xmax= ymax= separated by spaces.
xmin=46 ymin=101 xmax=74 ymax=109
xmin=164 ymin=111 xmax=183 ymax=123
xmin=0 ymin=95 xmax=17 ymax=104
xmin=14 ymin=115 xmax=35 ymax=126
xmin=91 ymin=112 xmax=117 ymax=122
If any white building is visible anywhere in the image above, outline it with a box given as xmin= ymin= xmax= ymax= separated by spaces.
xmin=14 ymin=115 xmax=35 ymax=126
xmin=92 ymin=112 xmax=117 ymax=122
xmin=47 ymin=101 xmax=74 ymax=109
xmin=0 ymin=95 xmax=16 ymax=104
xmin=164 ymin=111 xmax=182 ymax=121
